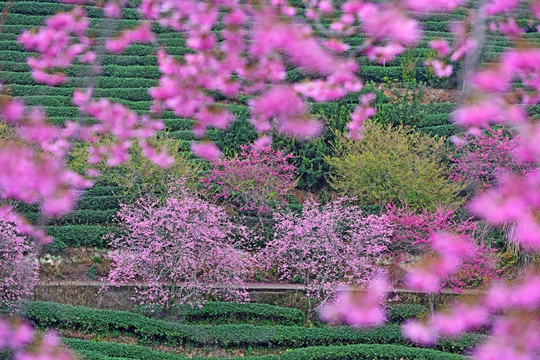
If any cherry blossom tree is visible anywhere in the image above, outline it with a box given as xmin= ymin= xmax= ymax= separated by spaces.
xmin=261 ymin=198 xmax=393 ymax=313
xmin=0 ymin=215 xmax=38 ymax=312
xmin=105 ymin=183 xmax=253 ymax=311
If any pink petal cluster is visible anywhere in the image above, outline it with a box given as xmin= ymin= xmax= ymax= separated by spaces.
xmin=425 ymin=59 xmax=453 ymax=77
xmin=105 ymin=22 xmax=156 ymax=53
xmin=0 ymin=319 xmax=74 ymax=360
xmin=191 ymin=142 xmax=222 ymax=161
xmin=18 ymin=7 xmax=93 ymax=85
xmin=403 ymin=0 xmax=464 ymax=11
xmin=0 ymin=143 xmax=89 ymax=218
xmin=347 ymin=93 xmax=376 ymax=140
xmin=317 ymin=277 xmax=389 ymax=327
xmin=0 ymin=216 xmax=38 ymax=309
xmin=104 ymin=0 xmax=128 ymax=18
xmin=73 ymin=89 xmax=166 ymax=166
xmin=406 ymin=233 xmax=475 ymax=292
xmin=250 ymin=86 xmax=322 ymax=139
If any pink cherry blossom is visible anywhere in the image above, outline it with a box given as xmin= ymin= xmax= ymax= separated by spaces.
xmin=402 ymin=320 xmax=438 ymax=345
xmin=318 ymin=277 xmax=389 ymax=327
xmin=0 ymin=98 xmax=24 ymax=123
xmin=105 ymin=22 xmax=155 ymax=53
xmin=429 ymin=39 xmax=452 ymax=57
xmin=426 ymin=59 xmax=453 ymax=77
xmin=191 ymin=142 xmax=222 ymax=160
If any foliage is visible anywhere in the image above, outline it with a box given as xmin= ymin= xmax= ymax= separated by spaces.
xmin=69 ymin=135 xmax=201 ymax=203
xmin=374 ymin=84 xmax=428 ymax=128
xmin=106 ymin=183 xmax=253 ymax=310
xmin=449 ymin=127 xmax=534 ymax=192
xmin=201 ymin=145 xmax=297 ymax=216
xmin=24 ymin=301 xmax=482 ymax=352
xmin=385 ymin=206 xmax=498 ymax=290
xmin=0 ymin=218 xmax=38 ymax=310
xmin=261 ymin=199 xmax=393 ymax=310
xmin=326 ymin=121 xmax=463 ymax=211
xmin=23 ymin=209 xmax=117 ymax=226
xmin=272 ymin=105 xmax=351 ymax=191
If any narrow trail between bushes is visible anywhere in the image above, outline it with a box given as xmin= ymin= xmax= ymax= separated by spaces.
xmin=35 ymin=281 xmax=485 ymax=295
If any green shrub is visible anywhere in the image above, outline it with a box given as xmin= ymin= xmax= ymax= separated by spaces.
xmin=326 ymin=121 xmax=464 ymax=211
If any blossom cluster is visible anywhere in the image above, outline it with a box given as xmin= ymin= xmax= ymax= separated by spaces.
xmin=0 ymin=319 xmax=74 ymax=360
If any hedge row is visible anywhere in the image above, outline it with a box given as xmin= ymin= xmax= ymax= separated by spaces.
xmin=20 ymin=95 xmax=152 ymax=109
xmin=17 ymin=195 xmax=120 ymax=212
xmin=65 ymin=338 xmax=279 ymax=360
xmin=280 ymin=344 xmax=463 ymax=360
xmin=45 ymin=225 xmax=117 ymax=250
xmin=168 ymin=302 xmax=305 ymax=326
xmin=23 ymin=209 xmax=117 ymax=226
xmin=26 ymin=301 xmax=483 ymax=352
xmin=1 ymin=2 xmax=141 ymax=19
xmin=420 ymin=124 xmax=459 ymax=137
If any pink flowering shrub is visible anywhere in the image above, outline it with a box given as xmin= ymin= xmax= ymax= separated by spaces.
xmin=0 ymin=217 xmax=38 ymax=311
xmin=385 ymin=204 xmax=477 ymax=253
xmin=106 ymin=183 xmax=253 ymax=311
xmin=450 ymin=127 xmax=534 ymax=191
xmin=260 ymin=199 xmax=393 ymax=311
xmin=386 ymin=205 xmax=497 ymax=290
xmin=201 ymin=145 xmax=297 ymax=216
xmin=442 ymin=243 xmax=500 ymax=290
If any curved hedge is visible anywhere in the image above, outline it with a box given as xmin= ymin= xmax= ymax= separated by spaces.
xmin=64 ymin=338 xmax=279 ymax=360
xmin=280 ymin=344 xmax=464 ymax=360
xmin=172 ymin=301 xmax=304 ymax=326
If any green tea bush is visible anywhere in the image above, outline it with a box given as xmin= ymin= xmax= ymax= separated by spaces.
xmin=281 ymin=344 xmax=463 ymax=360
xmin=172 ymin=301 xmax=304 ymax=326
xmin=45 ymin=225 xmax=118 ymax=249
xmin=65 ymin=338 xmax=279 ymax=360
